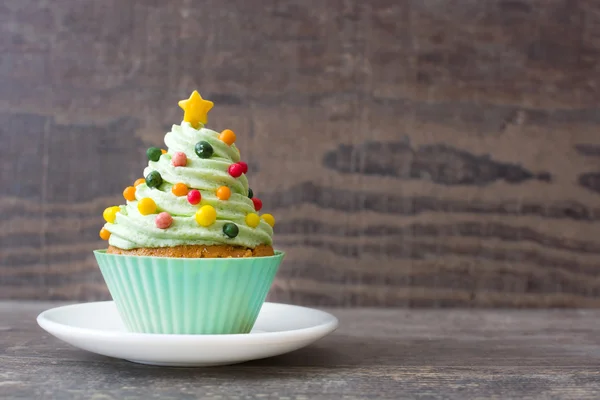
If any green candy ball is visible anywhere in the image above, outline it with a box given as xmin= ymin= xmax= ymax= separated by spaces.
xmin=223 ymin=222 xmax=239 ymax=238
xmin=145 ymin=171 xmax=163 ymax=189
xmin=147 ymin=147 xmax=162 ymax=162
xmin=195 ymin=141 xmax=213 ymax=159
xmin=248 ymin=188 xmax=253 ymax=199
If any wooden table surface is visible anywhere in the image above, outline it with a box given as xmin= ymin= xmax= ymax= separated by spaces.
xmin=2 ymin=302 xmax=600 ymax=399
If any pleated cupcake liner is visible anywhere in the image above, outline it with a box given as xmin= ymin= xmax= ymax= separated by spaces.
xmin=93 ymin=250 xmax=284 ymax=334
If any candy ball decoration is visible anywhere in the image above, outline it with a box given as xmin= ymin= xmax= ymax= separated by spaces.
xmin=134 ymin=178 xmax=145 ymax=187
xmin=216 ymin=186 xmax=231 ymax=200
xmin=161 ymin=149 xmax=167 ymax=154
xmin=219 ymin=129 xmax=236 ymax=146
xmin=138 ymin=198 xmax=157 ymax=215
xmin=261 ymin=214 xmax=275 ymax=227
xmin=99 ymin=227 xmax=111 ymax=240
xmin=228 ymin=163 xmax=244 ymax=178
xmin=252 ymin=197 xmax=263 ymax=211
xmin=103 ymin=206 xmax=119 ymax=223
xmin=195 ymin=141 xmax=214 ymax=159
xmin=155 ymin=212 xmax=173 ymax=229
xmin=145 ymin=171 xmax=163 ymax=188
xmin=245 ymin=213 xmax=260 ymax=228
xmin=147 ymin=147 xmax=162 ymax=162
xmin=248 ymin=188 xmax=254 ymax=199
xmin=171 ymin=152 xmax=187 ymax=167
xmin=223 ymin=222 xmax=239 ymax=238
xmin=238 ymin=161 xmax=248 ymax=174
xmin=172 ymin=183 xmax=189 ymax=197
xmin=195 ymin=205 xmax=217 ymax=226
xmin=187 ymin=189 xmax=201 ymax=205
xmin=123 ymin=186 xmax=136 ymax=201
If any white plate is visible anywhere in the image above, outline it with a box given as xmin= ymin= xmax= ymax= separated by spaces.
xmin=37 ymin=301 xmax=338 ymax=367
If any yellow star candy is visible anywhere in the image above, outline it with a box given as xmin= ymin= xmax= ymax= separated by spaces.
xmin=178 ymin=90 xmax=214 ymax=129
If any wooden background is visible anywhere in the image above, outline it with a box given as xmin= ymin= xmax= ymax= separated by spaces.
xmin=1 ymin=0 xmax=599 ymax=307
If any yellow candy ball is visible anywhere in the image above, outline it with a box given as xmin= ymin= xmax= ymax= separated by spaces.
xmin=103 ymin=206 xmax=120 ymax=223
xmin=138 ymin=198 xmax=157 ymax=215
xmin=261 ymin=214 xmax=275 ymax=227
xmin=245 ymin=213 xmax=260 ymax=228
xmin=195 ymin=205 xmax=217 ymax=227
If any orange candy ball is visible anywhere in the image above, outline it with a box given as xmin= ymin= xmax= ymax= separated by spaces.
xmin=123 ymin=186 xmax=136 ymax=201
xmin=99 ymin=227 xmax=111 ymax=240
xmin=219 ymin=129 xmax=236 ymax=146
xmin=134 ymin=178 xmax=145 ymax=187
xmin=216 ymin=186 xmax=231 ymax=200
xmin=172 ymin=183 xmax=189 ymax=197
xmin=161 ymin=149 xmax=167 ymax=154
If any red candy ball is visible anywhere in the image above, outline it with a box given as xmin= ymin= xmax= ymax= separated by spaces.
xmin=155 ymin=212 xmax=173 ymax=229
xmin=171 ymin=152 xmax=187 ymax=167
xmin=187 ymin=189 xmax=201 ymax=205
xmin=238 ymin=161 xmax=248 ymax=174
xmin=228 ymin=163 xmax=244 ymax=178
xmin=252 ymin=197 xmax=262 ymax=211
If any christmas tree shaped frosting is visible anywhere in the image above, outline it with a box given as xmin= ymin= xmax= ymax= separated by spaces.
xmin=100 ymin=91 xmax=275 ymax=250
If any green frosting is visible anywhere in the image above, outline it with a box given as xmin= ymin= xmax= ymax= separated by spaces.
xmin=104 ymin=122 xmax=273 ymax=250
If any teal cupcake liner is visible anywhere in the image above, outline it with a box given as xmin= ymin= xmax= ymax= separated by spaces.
xmin=93 ymin=250 xmax=284 ymax=334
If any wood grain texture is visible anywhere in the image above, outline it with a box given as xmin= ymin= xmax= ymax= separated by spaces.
xmin=3 ymin=302 xmax=600 ymax=399
xmin=1 ymin=0 xmax=600 ymax=306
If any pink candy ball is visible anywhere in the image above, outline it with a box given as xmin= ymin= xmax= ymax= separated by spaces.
xmin=171 ymin=152 xmax=187 ymax=167
xmin=155 ymin=212 xmax=173 ymax=229
xmin=187 ymin=189 xmax=201 ymax=205
xmin=228 ymin=163 xmax=244 ymax=178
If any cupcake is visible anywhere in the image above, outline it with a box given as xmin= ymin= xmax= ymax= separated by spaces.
xmin=94 ymin=90 xmax=283 ymax=334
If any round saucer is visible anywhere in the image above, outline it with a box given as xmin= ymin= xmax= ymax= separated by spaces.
xmin=37 ymin=301 xmax=338 ymax=367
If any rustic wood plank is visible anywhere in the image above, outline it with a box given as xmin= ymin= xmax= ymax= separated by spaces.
xmin=3 ymin=302 xmax=600 ymax=399
xmin=1 ymin=0 xmax=600 ymax=306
